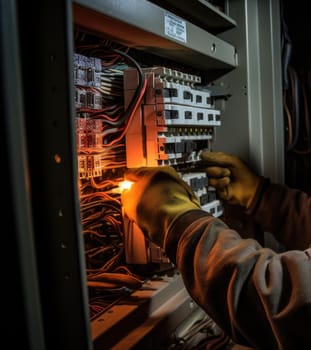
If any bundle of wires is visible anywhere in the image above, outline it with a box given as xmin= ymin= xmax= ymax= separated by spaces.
xmin=74 ymin=38 xmax=149 ymax=318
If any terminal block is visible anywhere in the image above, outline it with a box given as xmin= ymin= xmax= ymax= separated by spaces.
xmin=73 ymin=53 xmax=102 ymax=87
xmin=124 ymin=66 xmax=221 ymax=168
xmin=78 ymin=154 xmax=102 ymax=179
xmin=181 ymin=172 xmax=223 ymax=217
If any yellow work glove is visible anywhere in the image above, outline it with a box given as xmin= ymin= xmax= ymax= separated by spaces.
xmin=121 ymin=166 xmax=201 ymax=248
xmin=200 ymin=151 xmax=261 ymax=209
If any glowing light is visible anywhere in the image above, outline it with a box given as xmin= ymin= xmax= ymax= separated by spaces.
xmin=118 ymin=180 xmax=134 ymax=192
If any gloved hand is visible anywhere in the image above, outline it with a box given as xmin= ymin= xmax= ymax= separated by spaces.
xmin=121 ymin=166 xmax=201 ymax=248
xmin=200 ymin=151 xmax=261 ymax=209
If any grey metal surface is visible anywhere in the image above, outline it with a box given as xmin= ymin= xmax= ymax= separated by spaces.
xmin=92 ymin=274 xmax=200 ymax=349
xmin=74 ymin=0 xmax=237 ymax=78
xmin=148 ymin=0 xmax=237 ymax=34
xmin=212 ymin=0 xmax=284 ymax=184
xmin=16 ymin=0 xmax=93 ymax=349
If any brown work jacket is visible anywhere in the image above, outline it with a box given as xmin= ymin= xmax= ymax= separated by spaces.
xmin=165 ymin=178 xmax=311 ymax=350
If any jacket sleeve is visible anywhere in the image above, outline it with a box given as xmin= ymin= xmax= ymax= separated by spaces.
xmin=246 ymin=179 xmax=311 ymax=249
xmin=164 ymin=210 xmax=311 ymax=350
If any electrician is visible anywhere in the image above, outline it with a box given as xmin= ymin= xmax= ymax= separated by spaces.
xmin=121 ymin=151 xmax=311 ymax=350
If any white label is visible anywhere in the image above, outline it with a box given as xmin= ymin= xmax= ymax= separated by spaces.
xmin=164 ymin=12 xmax=187 ymax=43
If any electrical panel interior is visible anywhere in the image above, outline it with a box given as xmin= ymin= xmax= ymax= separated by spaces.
xmin=2 ymin=0 xmax=287 ymax=348
xmin=74 ymin=38 xmax=226 ymax=349
xmin=73 ymin=2 xmax=234 ymax=348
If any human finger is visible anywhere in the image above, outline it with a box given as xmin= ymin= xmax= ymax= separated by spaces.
xmin=208 ymin=176 xmax=230 ymax=189
xmin=205 ymin=166 xmax=231 ymax=178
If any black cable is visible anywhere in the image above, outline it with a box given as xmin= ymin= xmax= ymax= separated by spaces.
xmin=280 ymin=0 xmax=292 ymax=91
xmin=286 ymin=68 xmax=300 ymax=152
xmin=108 ymin=48 xmax=146 ymax=126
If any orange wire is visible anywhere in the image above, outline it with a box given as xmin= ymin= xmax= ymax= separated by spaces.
xmin=103 ymin=77 xmax=148 ymax=147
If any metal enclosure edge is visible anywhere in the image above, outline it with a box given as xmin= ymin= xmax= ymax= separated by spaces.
xmin=16 ymin=0 xmax=93 ymax=349
xmin=213 ymin=0 xmax=284 ymax=183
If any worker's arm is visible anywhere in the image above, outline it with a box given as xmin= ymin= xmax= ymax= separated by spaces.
xmin=121 ymin=165 xmax=311 ymax=349
xmin=166 ymin=210 xmax=311 ymax=350
xmin=246 ymin=180 xmax=311 ymax=249
xmin=200 ymin=151 xmax=311 ymax=249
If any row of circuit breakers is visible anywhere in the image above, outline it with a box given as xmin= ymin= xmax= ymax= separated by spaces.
xmin=74 ymin=52 xmax=223 ymax=219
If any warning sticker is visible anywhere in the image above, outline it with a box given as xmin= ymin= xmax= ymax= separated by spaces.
xmin=164 ymin=12 xmax=187 ymax=43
